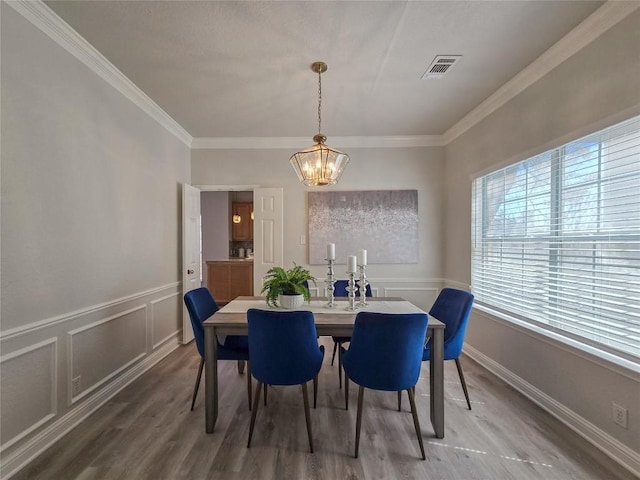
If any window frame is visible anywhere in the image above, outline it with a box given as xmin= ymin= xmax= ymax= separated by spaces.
xmin=471 ymin=116 xmax=640 ymax=365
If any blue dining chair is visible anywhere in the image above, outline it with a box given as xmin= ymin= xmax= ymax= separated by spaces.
xmin=423 ymin=288 xmax=475 ymax=410
xmin=246 ymin=309 xmax=325 ymax=452
xmin=331 ymin=279 xmax=373 ymax=388
xmin=341 ymin=311 xmax=428 ymax=459
xmin=183 ymin=287 xmax=252 ymax=411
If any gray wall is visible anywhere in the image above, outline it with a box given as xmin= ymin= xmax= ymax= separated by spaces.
xmin=201 ymin=191 xmax=230 ymax=262
xmin=1 ymin=0 xmax=638 ymax=477
xmin=444 ymin=10 xmax=640 ymax=470
xmin=0 ymin=4 xmax=190 ymax=475
xmin=191 ymin=146 xmax=446 ymax=309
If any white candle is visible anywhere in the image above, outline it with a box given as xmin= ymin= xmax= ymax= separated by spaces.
xmin=327 ymin=243 xmax=335 ymax=260
xmin=347 ymin=255 xmax=357 ymax=273
xmin=357 ymin=249 xmax=367 ymax=266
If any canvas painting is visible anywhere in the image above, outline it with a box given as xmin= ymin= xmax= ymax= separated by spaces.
xmin=308 ymin=190 xmax=418 ymax=264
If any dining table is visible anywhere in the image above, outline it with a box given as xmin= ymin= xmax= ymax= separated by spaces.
xmin=203 ymin=296 xmax=446 ymax=439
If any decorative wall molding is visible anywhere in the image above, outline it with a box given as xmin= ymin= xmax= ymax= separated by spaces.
xmin=442 ymin=1 xmax=640 ymax=144
xmin=192 ymin=135 xmax=445 ymax=150
xmin=194 ymin=184 xmax=261 ymax=192
xmin=0 ymin=339 xmax=180 ymax=480
xmin=444 ymin=279 xmax=470 ymax=291
xmin=67 ymin=305 xmax=147 ymax=405
xmin=0 ymin=282 xmax=180 ymax=341
xmin=11 ymin=1 xmax=637 ymax=153
xmin=383 ymin=286 xmax=438 ymax=295
xmin=0 ymin=339 xmax=58 ymax=454
xmin=152 ymin=332 xmax=181 ymax=352
xmin=465 ymin=345 xmax=640 ymax=478
xmin=150 ymin=292 xmax=181 ymax=350
xmin=304 ymin=279 xmax=443 ymax=313
xmin=6 ymin=0 xmax=192 ymax=147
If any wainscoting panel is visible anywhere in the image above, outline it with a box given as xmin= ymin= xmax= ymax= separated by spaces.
xmin=67 ymin=306 xmax=147 ymax=404
xmin=307 ymin=278 xmax=442 ymax=313
xmin=0 ymin=339 xmax=57 ymax=452
xmin=0 ymin=283 xmax=181 ymax=480
xmin=150 ymin=292 xmax=182 ymax=350
xmin=383 ymin=286 xmax=438 ymax=311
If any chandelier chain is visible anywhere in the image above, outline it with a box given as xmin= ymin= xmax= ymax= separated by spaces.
xmin=317 ymin=68 xmax=322 ymax=135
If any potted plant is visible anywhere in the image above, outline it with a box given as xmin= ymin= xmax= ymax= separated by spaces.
xmin=261 ymin=263 xmax=316 ymax=308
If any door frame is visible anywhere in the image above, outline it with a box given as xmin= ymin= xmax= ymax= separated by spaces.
xmin=194 ymin=184 xmax=265 ymax=294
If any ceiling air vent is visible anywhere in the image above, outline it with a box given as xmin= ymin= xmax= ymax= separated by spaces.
xmin=422 ymin=55 xmax=462 ymax=79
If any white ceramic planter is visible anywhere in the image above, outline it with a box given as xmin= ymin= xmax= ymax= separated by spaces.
xmin=278 ymin=294 xmax=304 ymax=309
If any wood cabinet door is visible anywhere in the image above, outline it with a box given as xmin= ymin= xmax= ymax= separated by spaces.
xmin=232 ymin=203 xmax=253 ymax=241
xmin=207 ymin=263 xmax=231 ymax=303
xmin=230 ymin=263 xmax=254 ymax=298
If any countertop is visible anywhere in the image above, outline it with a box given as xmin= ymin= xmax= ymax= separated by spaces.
xmin=206 ymin=258 xmax=254 ymax=263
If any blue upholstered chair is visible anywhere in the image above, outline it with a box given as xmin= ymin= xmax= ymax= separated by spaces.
xmin=183 ymin=287 xmax=252 ymax=411
xmin=330 ymin=279 xmax=373 ymax=388
xmin=341 ymin=311 xmax=428 ymax=459
xmin=423 ymin=288 xmax=475 ymax=410
xmin=246 ymin=309 xmax=325 ymax=452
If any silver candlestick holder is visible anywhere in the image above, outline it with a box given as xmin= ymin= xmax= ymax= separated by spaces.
xmin=357 ymin=264 xmax=369 ymax=308
xmin=325 ymin=258 xmax=336 ymax=308
xmin=346 ymin=271 xmax=358 ymax=311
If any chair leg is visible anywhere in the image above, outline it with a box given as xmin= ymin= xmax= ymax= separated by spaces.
xmin=264 ymin=382 xmax=268 ymax=406
xmin=237 ymin=359 xmax=245 ymax=374
xmin=313 ymin=375 xmax=318 ymax=409
xmin=191 ymin=358 xmax=204 ymax=411
xmin=397 ymin=391 xmax=402 ymax=412
xmin=344 ymin=369 xmax=349 ymax=410
xmin=407 ymin=388 xmax=426 ymax=460
xmin=338 ymin=346 xmax=343 ymax=388
xmin=302 ymin=382 xmax=314 ymax=453
xmin=331 ymin=341 xmax=338 ymax=366
xmin=247 ymin=361 xmax=252 ymax=411
xmin=455 ymin=358 xmax=472 ymax=410
xmin=247 ymin=380 xmax=263 ymax=448
xmin=354 ymin=386 xmax=365 ymax=458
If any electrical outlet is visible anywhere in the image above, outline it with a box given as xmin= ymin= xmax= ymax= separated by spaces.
xmin=612 ymin=402 xmax=628 ymax=429
xmin=72 ymin=376 xmax=81 ymax=397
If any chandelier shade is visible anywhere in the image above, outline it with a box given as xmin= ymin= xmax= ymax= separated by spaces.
xmin=290 ymin=62 xmax=349 ymax=186
xmin=290 ymin=134 xmax=349 ymax=186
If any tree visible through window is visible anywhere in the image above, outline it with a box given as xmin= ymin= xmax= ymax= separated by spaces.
xmin=472 ymin=116 xmax=640 ymax=360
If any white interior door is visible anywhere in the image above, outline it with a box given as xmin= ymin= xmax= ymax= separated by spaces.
xmin=182 ymin=183 xmax=201 ymax=344
xmin=253 ymin=188 xmax=284 ymax=294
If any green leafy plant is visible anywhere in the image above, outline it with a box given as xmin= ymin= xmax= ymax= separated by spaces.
xmin=261 ymin=263 xmax=316 ymax=307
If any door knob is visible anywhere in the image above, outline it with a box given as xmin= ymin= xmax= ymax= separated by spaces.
xmin=187 ymin=269 xmax=194 ymax=274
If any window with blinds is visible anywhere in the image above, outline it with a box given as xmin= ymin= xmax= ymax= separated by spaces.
xmin=471 ymin=115 xmax=640 ymax=360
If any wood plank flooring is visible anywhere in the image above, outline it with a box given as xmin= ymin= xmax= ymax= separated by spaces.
xmin=12 ymin=338 xmax=636 ymax=480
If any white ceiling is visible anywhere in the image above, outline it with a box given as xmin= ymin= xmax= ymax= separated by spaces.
xmin=44 ymin=0 xmax=605 ymax=141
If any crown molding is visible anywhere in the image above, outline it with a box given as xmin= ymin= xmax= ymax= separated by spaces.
xmin=7 ymin=0 xmax=193 ymax=147
xmin=191 ymin=135 xmax=445 ymax=150
xmin=443 ymin=1 xmax=640 ymax=145
xmin=10 ymin=0 xmax=637 ymax=151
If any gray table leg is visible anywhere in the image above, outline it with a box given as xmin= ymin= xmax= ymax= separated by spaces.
xmin=205 ymin=327 xmax=218 ymax=433
xmin=430 ymin=327 xmax=444 ymax=438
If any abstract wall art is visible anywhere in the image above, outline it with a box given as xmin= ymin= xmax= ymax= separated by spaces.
xmin=308 ymin=190 xmax=418 ymax=264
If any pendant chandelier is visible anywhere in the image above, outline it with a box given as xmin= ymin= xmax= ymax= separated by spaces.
xmin=290 ymin=62 xmax=349 ymax=186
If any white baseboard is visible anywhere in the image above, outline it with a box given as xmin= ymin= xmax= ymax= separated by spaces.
xmin=464 ymin=345 xmax=640 ymax=477
xmin=0 ymin=338 xmax=181 ymax=480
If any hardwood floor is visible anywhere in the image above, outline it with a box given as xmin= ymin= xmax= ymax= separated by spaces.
xmin=12 ymin=338 xmax=635 ymax=480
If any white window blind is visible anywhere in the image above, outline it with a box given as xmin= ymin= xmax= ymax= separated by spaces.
xmin=472 ymin=115 xmax=640 ymax=360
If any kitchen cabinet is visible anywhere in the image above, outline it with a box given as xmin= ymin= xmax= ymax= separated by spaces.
xmin=232 ymin=202 xmax=253 ymax=241
xmin=206 ymin=260 xmax=254 ymax=304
